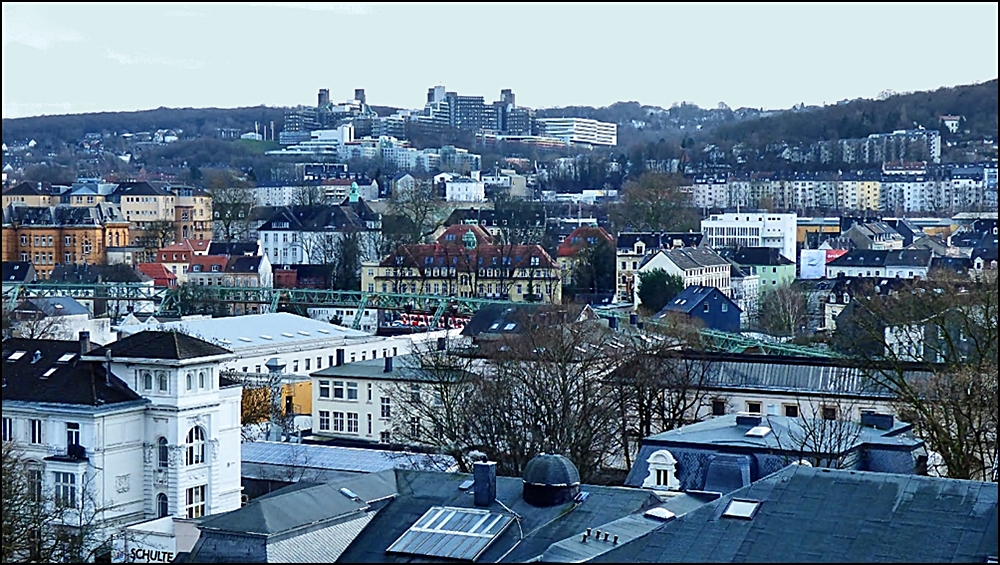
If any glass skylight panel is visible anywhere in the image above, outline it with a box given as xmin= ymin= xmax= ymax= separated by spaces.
xmin=42 ymin=367 xmax=58 ymax=377
xmin=723 ymin=499 xmax=761 ymax=519
xmin=57 ymin=353 xmax=76 ymax=363
xmin=387 ymin=506 xmax=512 ymax=561
xmin=317 ymin=329 xmax=330 ymax=334
xmin=281 ymin=332 xmax=295 ymax=338
xmin=745 ymin=426 xmax=772 ymax=438
xmin=8 ymin=351 xmax=26 ymax=361
xmin=260 ymin=334 xmax=273 ymax=340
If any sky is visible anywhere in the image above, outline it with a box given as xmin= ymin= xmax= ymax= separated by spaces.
xmin=3 ymin=2 xmax=998 ymax=119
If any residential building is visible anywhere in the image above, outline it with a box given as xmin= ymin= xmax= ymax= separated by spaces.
xmin=1 ymin=331 xmax=242 ymax=560
xmin=115 ymin=182 xmax=177 ymax=229
xmin=838 ymin=171 xmax=882 ymax=211
xmin=257 ymin=197 xmax=381 ymax=267
xmin=444 ymin=176 xmax=486 ymax=202
xmin=634 ymin=247 xmax=731 ymax=308
xmin=535 ymin=117 xmax=618 ymax=146
xmin=481 ymin=168 xmax=528 ymax=199
xmin=554 ymin=226 xmax=615 ymax=286
xmin=2 ymin=181 xmax=56 ymax=207
xmin=701 ymin=211 xmax=797 ymax=262
xmin=390 ymin=172 xmax=416 ymax=198
xmin=1 ymin=202 xmax=131 ymax=279
xmin=172 ymin=186 xmax=212 ymax=241
xmin=728 ymin=261 xmax=759 ymax=326
xmin=10 ymin=296 xmax=115 ymax=344
xmin=221 ymin=255 xmax=274 ymax=314
xmin=47 ymin=263 xmax=156 ymax=317
xmin=843 ymin=221 xmax=906 ymax=250
xmin=442 ymin=207 xmax=547 ymax=244
xmin=826 ymin=249 xmax=932 ymax=280
xmin=137 ymin=263 xmax=178 ymax=288
xmin=726 ymin=247 xmax=796 ymax=290
xmin=625 ymin=413 xmax=926 ymax=494
xmin=155 ymin=239 xmax=211 ymax=283
xmin=106 ymin=245 xmax=148 ymax=267
xmin=653 ymin=285 xmax=741 ymax=332
xmin=2 ymin=260 xmax=37 ymax=284
xmin=362 ymin=225 xmax=562 ymax=303
xmin=615 ymin=232 xmax=705 ymax=302
xmin=596 ymin=465 xmax=996 ymax=564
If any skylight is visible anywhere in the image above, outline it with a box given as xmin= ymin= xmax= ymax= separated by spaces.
xmin=57 ymin=353 xmax=76 ymax=363
xmin=281 ymin=332 xmax=295 ymax=338
xmin=387 ymin=506 xmax=513 ymax=561
xmin=503 ymin=323 xmax=517 ymax=331
xmin=8 ymin=351 xmax=26 ymax=361
xmin=489 ymin=322 xmax=501 ymax=331
xmin=317 ymin=329 xmax=330 ymax=334
xmin=260 ymin=335 xmax=273 ymax=340
xmin=239 ymin=337 xmax=253 ymax=342
xmin=644 ymin=507 xmax=676 ymax=521
xmin=298 ymin=331 xmax=310 ymax=336
xmin=723 ymin=499 xmax=761 ymax=519
xmin=745 ymin=426 xmax=772 ymax=438
xmin=42 ymin=367 xmax=58 ymax=378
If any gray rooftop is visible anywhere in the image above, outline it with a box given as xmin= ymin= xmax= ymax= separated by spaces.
xmin=241 ymin=441 xmax=457 ymax=477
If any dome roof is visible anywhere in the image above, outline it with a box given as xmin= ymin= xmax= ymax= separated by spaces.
xmin=522 ymin=454 xmax=580 ymax=486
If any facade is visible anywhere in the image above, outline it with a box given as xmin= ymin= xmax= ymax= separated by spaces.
xmin=10 ymin=296 xmax=115 ymax=344
xmin=727 ymin=247 xmax=796 ymax=290
xmin=701 ymin=211 xmax=797 ymax=262
xmin=728 ymin=262 xmax=760 ymax=326
xmin=116 ymin=182 xmax=176 ymax=230
xmin=654 ymin=285 xmax=741 ymax=332
xmin=257 ymin=198 xmax=381 ymax=266
xmin=615 ymin=232 xmax=705 ymax=302
xmin=3 ymin=181 xmax=57 ymax=207
xmin=2 ymin=202 xmax=131 ymax=279
xmin=1 ymin=331 xmax=242 ymax=560
xmin=535 ymin=117 xmax=618 ymax=146
xmin=843 ymin=221 xmax=906 ymax=250
xmin=827 ymin=249 xmax=933 ymax=279
xmin=362 ymin=225 xmax=562 ymax=303
xmin=555 ymin=226 xmax=615 ymax=286
xmin=172 ymin=186 xmax=212 ymax=242
xmin=155 ymin=239 xmax=211 ymax=283
xmin=634 ymin=247 xmax=731 ymax=307
xmin=444 ymin=176 xmax=486 ymax=202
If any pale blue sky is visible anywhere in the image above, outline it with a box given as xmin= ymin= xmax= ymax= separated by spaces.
xmin=3 ymin=2 xmax=998 ymax=118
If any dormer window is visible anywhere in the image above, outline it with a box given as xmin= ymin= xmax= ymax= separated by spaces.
xmin=211 ymin=265 xmax=220 ymax=272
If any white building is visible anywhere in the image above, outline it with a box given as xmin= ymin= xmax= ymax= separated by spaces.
xmin=728 ymin=263 xmax=760 ymax=327
xmin=701 ymin=212 xmax=798 ymax=262
xmin=1 ymin=330 xmax=242 ymax=561
xmin=445 ymin=176 xmax=486 ymax=202
xmin=12 ymin=296 xmax=116 ymax=345
xmin=536 ymin=117 xmax=617 ymax=146
xmin=634 ymin=247 xmax=732 ymax=308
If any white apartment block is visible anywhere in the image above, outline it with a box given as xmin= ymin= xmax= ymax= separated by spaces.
xmin=701 ymin=212 xmax=798 ymax=262
xmin=445 ymin=176 xmax=486 ymax=202
xmin=634 ymin=247 xmax=731 ymax=308
xmin=536 ymin=117 xmax=618 ymax=146
xmin=690 ymin=177 xmax=728 ymax=209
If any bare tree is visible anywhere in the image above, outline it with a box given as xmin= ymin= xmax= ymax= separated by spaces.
xmin=132 ymin=220 xmax=176 ymax=251
xmin=291 ymin=185 xmax=326 ymax=207
xmin=765 ymin=396 xmax=866 ymax=468
xmin=207 ymin=171 xmax=256 ymax=243
xmin=608 ymin=172 xmax=699 ymax=233
xmin=387 ymin=182 xmax=446 ymax=244
xmin=7 ymin=310 xmax=67 ymax=340
xmin=757 ymin=283 xmax=809 ymax=337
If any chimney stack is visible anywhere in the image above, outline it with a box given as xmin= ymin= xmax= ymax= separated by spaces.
xmin=79 ymin=331 xmax=92 ymax=355
xmin=629 ymin=313 xmax=638 ymax=326
xmin=335 ymin=349 xmax=345 ymax=367
xmin=473 ymin=461 xmax=497 ymax=507
xmin=384 ymin=356 xmax=393 ymax=373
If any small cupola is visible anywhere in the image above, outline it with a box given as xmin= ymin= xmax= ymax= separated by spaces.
xmin=462 ymin=229 xmax=478 ymax=249
xmin=522 ymin=453 xmax=581 ymax=507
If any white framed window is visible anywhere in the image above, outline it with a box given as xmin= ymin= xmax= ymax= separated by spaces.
xmin=319 ymin=380 xmax=330 ymax=399
xmin=380 ymin=397 xmax=391 ymax=419
xmin=66 ymin=422 xmax=80 ymax=447
xmin=157 ymin=493 xmax=169 ymax=518
xmin=2 ymin=417 xmax=12 ymax=442
xmin=54 ymin=472 xmax=76 ymax=508
xmin=157 ymin=437 xmax=169 ymax=468
xmin=333 ymin=381 xmax=345 ymax=399
xmin=319 ymin=411 xmax=330 ymax=431
xmin=185 ymin=426 xmax=206 ymax=465
xmin=198 ymin=371 xmax=207 ymax=389
xmin=143 ymin=371 xmax=154 ymax=391
xmin=746 ymin=401 xmax=762 ymax=414
xmin=347 ymin=382 xmax=358 ymax=401
xmin=380 ymin=430 xmax=391 ymax=443
xmin=186 ymin=373 xmax=193 ymax=391
xmin=185 ymin=485 xmax=206 ymax=519
xmin=28 ymin=467 xmax=43 ymax=502
xmin=333 ymin=412 xmax=345 ymax=432
xmin=347 ymin=413 xmax=359 ymax=433
xmin=30 ymin=419 xmax=43 ymax=444
xmin=157 ymin=371 xmax=168 ymax=392
xmin=367 ymin=383 xmax=373 ymax=402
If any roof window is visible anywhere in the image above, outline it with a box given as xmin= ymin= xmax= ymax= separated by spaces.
xmin=723 ymin=499 xmax=761 ymax=520
xmin=8 ymin=351 xmax=26 ymax=361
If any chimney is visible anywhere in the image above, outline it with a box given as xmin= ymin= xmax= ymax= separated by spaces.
xmin=473 ymin=461 xmax=497 ymax=507
xmin=335 ymin=349 xmax=345 ymax=367
xmin=104 ymin=349 xmax=112 ymax=384
xmin=436 ymin=337 xmax=447 ymax=351
xmin=735 ymin=414 xmax=762 ymax=427
xmin=384 ymin=356 xmax=393 ymax=373
xmin=79 ymin=331 xmax=92 ymax=354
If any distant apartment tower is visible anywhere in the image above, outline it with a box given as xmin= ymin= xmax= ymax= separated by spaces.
xmin=535 ymin=117 xmax=617 ymax=146
xmin=702 ymin=212 xmax=798 ymax=262
xmin=318 ymin=88 xmax=330 ymax=107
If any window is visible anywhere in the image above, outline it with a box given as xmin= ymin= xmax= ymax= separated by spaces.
xmin=293 ymin=360 xmax=299 ymax=372
xmin=305 ymin=358 xmax=310 ymax=371
xmin=198 ymin=372 xmax=207 ymax=389
xmin=157 ymin=493 xmax=169 ymax=518
xmin=185 ymin=426 xmax=206 ymax=465
xmin=30 ymin=419 xmax=43 ymax=444
xmin=316 ymin=357 xmax=322 ymax=369
xmin=410 ymin=384 xmax=421 ymax=403
xmin=2 ymin=417 xmax=11 ymax=442
xmin=185 ymin=485 xmax=206 ymax=519
xmin=319 ymin=410 xmax=330 ymax=431
xmin=380 ymin=430 xmax=391 ymax=443
xmin=66 ymin=423 xmax=80 ymax=447
xmin=822 ymin=406 xmax=837 ymax=420
xmin=347 ymin=382 xmax=358 ymax=401
xmin=347 ymin=413 xmax=359 ymax=433
xmin=28 ymin=468 xmax=43 ymax=503
xmin=367 ymin=383 xmax=373 ymax=402
xmin=367 ymin=413 xmax=373 ymax=435
xmin=186 ymin=373 xmax=193 ymax=391
xmin=721 ymin=303 xmax=728 ymax=313
xmin=746 ymin=402 xmax=762 ymax=414
xmin=157 ymin=371 xmax=168 ymax=392
xmin=712 ymin=400 xmax=726 ymax=416
xmin=410 ymin=417 xmax=420 ymax=438
xmin=143 ymin=371 xmax=153 ymax=391
xmin=319 ymin=380 xmax=330 ymax=399
xmin=54 ymin=472 xmax=76 ymax=508
xmin=333 ymin=381 xmax=345 ymax=399
xmin=703 ymin=303 xmax=710 ymax=313
xmin=333 ymin=412 xmax=345 ymax=432
xmin=380 ymin=397 xmax=391 ymax=419
xmin=158 ymin=437 xmax=169 ymax=468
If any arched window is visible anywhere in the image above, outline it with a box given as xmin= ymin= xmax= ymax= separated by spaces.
xmin=156 ymin=371 xmax=168 ymax=393
xmin=198 ymin=371 xmax=206 ymax=389
xmin=186 ymin=426 xmax=206 ymax=465
xmin=185 ymin=373 xmax=193 ymax=391
xmin=156 ymin=493 xmax=169 ymax=518
xmin=142 ymin=371 xmax=153 ymax=391
xmin=157 ymin=437 xmax=169 ymax=468
xmin=642 ymin=449 xmax=680 ymax=490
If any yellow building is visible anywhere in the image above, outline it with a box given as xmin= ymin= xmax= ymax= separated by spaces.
xmin=2 ymin=182 xmax=55 ymax=208
xmin=117 ymin=181 xmax=176 ymax=229
xmin=173 ymin=185 xmax=213 ymax=241
xmin=838 ymin=177 xmax=881 ymax=211
xmin=362 ymin=224 xmax=562 ymax=304
xmin=1 ymin=202 xmax=130 ymax=279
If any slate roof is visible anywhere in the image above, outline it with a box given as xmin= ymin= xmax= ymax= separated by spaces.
xmin=656 ymin=286 xmax=739 ymax=316
xmin=336 ymin=468 xmax=661 ymax=563
xmin=380 ymin=242 xmax=557 ymax=270
xmin=3 ymin=181 xmax=45 ymax=196
xmin=48 ymin=263 xmax=151 ymax=284
xmin=883 ymin=248 xmax=933 ymax=267
xmin=312 ymin=354 xmax=469 ymax=384
xmin=595 ymin=465 xmax=998 ymax=563
xmin=617 ymin=232 xmax=704 ymax=253
xmin=18 ymin=296 xmax=90 ymax=317
xmin=5 ymin=202 xmax=127 ymax=227
xmin=116 ymin=181 xmax=171 ymax=197
xmin=461 ymin=303 xmax=596 ymax=338
xmin=209 ymin=242 xmax=260 ymax=256
xmin=226 ymin=256 xmax=266 ymax=274
xmin=2 ymin=261 xmax=36 ymax=283
xmin=2 ymin=337 xmax=145 ymax=407
xmin=640 ymin=247 xmax=729 ymax=271
xmin=828 ymin=249 xmax=932 ymax=268
xmin=87 ymin=331 xmax=232 ymax=361
xmin=258 ymin=204 xmax=377 ymax=233
xmin=729 ymin=247 xmax=794 ymax=266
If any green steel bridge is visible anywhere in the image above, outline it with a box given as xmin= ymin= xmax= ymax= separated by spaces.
xmin=2 ymin=282 xmax=841 ymax=358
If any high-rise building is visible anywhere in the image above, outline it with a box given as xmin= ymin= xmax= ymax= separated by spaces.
xmin=318 ymin=88 xmax=330 ymax=107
